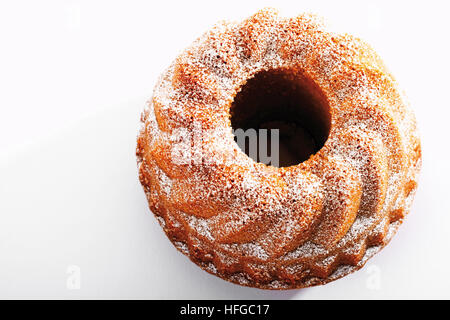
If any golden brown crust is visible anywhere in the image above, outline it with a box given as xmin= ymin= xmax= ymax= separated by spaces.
xmin=136 ymin=8 xmax=421 ymax=289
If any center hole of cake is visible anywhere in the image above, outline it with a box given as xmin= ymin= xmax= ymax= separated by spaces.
xmin=230 ymin=68 xmax=331 ymax=168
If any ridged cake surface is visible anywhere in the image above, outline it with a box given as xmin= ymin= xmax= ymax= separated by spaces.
xmin=136 ymin=8 xmax=421 ymax=289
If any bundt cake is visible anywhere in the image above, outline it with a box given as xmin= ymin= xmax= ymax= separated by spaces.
xmin=136 ymin=8 xmax=421 ymax=289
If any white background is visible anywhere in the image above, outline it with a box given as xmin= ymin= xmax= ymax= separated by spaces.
xmin=0 ymin=0 xmax=448 ymax=299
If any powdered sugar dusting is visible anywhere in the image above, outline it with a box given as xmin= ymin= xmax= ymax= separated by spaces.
xmin=136 ymin=8 xmax=421 ymax=289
